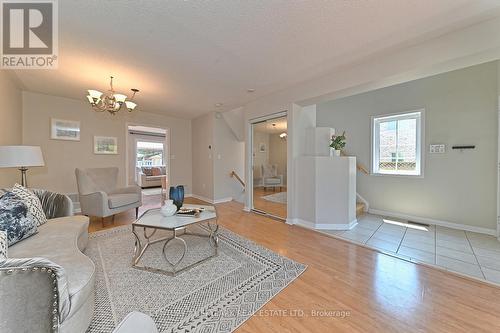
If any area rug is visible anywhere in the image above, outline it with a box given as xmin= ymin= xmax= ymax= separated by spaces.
xmin=261 ymin=191 xmax=287 ymax=204
xmin=85 ymin=224 xmax=306 ymax=332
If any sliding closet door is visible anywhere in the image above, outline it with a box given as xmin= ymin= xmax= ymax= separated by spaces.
xmin=251 ymin=116 xmax=287 ymax=220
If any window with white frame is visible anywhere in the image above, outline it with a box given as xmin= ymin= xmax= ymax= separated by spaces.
xmin=372 ymin=110 xmax=423 ymax=176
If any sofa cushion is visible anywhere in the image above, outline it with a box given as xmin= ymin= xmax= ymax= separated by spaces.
xmin=150 ymin=167 xmax=159 ymax=176
xmin=13 ymin=184 xmax=47 ymax=226
xmin=8 ymin=216 xmax=95 ymax=320
xmin=108 ymin=193 xmax=139 ymax=209
xmin=0 ymin=192 xmax=38 ymax=246
xmin=265 ymin=177 xmax=281 ymax=185
xmin=0 ymin=231 xmax=7 ymax=260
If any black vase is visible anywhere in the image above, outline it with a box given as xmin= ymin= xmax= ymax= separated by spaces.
xmin=169 ymin=185 xmax=184 ymax=211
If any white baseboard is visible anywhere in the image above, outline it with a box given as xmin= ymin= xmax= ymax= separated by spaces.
xmin=214 ymin=197 xmax=233 ymax=204
xmin=289 ymin=218 xmax=357 ymax=231
xmin=356 ymin=193 xmax=369 ymax=212
xmin=368 ymin=208 xmax=496 ymax=236
xmin=243 ymin=206 xmax=251 ymax=212
xmin=190 ymin=194 xmax=232 ymax=205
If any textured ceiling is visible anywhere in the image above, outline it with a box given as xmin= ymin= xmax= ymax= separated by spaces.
xmin=11 ymin=0 xmax=500 ymax=118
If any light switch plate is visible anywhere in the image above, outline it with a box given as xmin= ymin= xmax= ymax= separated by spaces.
xmin=429 ymin=144 xmax=445 ymax=154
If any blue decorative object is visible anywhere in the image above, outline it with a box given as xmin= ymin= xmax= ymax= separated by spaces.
xmin=0 ymin=192 xmax=37 ymax=246
xmin=169 ymin=185 xmax=184 ymax=210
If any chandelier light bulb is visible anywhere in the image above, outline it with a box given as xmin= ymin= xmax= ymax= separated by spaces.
xmin=86 ymin=77 xmax=139 ymax=115
xmin=113 ymin=93 xmax=127 ymax=104
xmin=125 ymin=100 xmax=137 ymax=111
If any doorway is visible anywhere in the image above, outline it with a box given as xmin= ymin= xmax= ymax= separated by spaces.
xmin=126 ymin=125 xmax=169 ymax=189
xmin=251 ymin=115 xmax=287 ymax=219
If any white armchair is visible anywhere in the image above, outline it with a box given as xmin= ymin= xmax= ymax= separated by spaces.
xmin=75 ymin=167 xmax=142 ymax=226
xmin=261 ymin=164 xmax=284 ymax=191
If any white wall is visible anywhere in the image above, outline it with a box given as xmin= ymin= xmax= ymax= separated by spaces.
xmin=214 ymin=116 xmax=245 ymax=202
xmin=317 ymin=62 xmax=498 ymax=230
xmin=252 ymin=130 xmax=269 ymax=180
xmin=268 ymin=133 xmax=287 ymax=182
xmin=191 ymin=113 xmax=215 ymax=200
xmin=191 ymin=112 xmax=245 ymax=203
xmin=240 ymin=17 xmax=500 ymax=224
xmin=22 ymin=91 xmax=192 ymax=194
xmin=0 ymin=72 xmax=23 ymax=188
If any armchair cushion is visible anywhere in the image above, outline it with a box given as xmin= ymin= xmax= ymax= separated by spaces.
xmin=0 ymin=192 xmax=37 ymax=246
xmin=12 ymin=183 xmax=47 ymax=226
xmin=264 ymin=177 xmax=282 ymax=185
xmin=108 ymin=193 xmax=140 ymax=209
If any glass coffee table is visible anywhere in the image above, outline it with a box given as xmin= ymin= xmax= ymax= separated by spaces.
xmin=131 ymin=204 xmax=219 ymax=276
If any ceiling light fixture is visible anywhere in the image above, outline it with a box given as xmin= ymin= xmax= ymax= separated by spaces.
xmin=86 ymin=76 xmax=139 ymax=115
xmin=247 ymin=88 xmax=255 ymax=93
xmin=215 ymin=103 xmax=223 ymax=107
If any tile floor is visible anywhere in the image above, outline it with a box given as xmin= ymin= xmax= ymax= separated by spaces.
xmin=321 ymin=214 xmax=500 ymax=285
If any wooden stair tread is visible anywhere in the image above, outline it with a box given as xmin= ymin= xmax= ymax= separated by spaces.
xmin=356 ymin=202 xmax=365 ymax=217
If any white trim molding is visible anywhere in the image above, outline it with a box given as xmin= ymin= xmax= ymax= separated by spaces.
xmin=190 ymin=194 xmax=232 ymax=205
xmin=368 ymin=208 xmax=496 ymax=236
xmin=289 ymin=218 xmax=357 ymax=231
xmin=356 ymin=193 xmax=369 ymax=212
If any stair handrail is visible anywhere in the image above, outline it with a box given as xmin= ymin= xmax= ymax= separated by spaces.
xmin=340 ymin=151 xmax=369 ymax=174
xmin=230 ymin=171 xmax=245 ymax=187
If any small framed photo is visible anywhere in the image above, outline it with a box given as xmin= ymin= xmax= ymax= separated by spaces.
xmin=259 ymin=143 xmax=266 ymax=153
xmin=51 ymin=118 xmax=80 ymax=141
xmin=94 ymin=136 xmax=118 ymax=155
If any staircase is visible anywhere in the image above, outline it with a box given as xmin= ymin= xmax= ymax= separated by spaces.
xmin=356 ymin=202 xmax=366 ymax=217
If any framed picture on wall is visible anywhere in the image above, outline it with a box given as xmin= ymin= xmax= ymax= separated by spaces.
xmin=259 ymin=143 xmax=266 ymax=153
xmin=94 ymin=136 xmax=118 ymax=154
xmin=50 ymin=118 xmax=80 ymax=141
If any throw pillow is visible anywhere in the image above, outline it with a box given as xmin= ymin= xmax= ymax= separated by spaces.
xmin=0 ymin=230 xmax=7 ymax=260
xmin=151 ymin=167 xmax=161 ymax=176
xmin=12 ymin=183 xmax=47 ymax=226
xmin=142 ymin=167 xmax=153 ymax=176
xmin=0 ymin=192 xmax=37 ymax=246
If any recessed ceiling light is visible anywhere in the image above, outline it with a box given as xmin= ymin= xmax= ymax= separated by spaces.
xmin=215 ymin=103 xmax=223 ymax=107
xmin=247 ymin=89 xmax=255 ymax=93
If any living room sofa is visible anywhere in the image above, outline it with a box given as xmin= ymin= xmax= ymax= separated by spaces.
xmin=0 ymin=189 xmax=95 ymax=333
xmin=136 ymin=166 xmax=166 ymax=188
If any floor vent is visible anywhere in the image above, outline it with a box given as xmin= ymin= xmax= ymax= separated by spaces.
xmin=407 ymin=220 xmax=430 ymax=228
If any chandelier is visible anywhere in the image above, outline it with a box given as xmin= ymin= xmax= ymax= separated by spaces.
xmin=86 ymin=76 xmax=139 ymax=115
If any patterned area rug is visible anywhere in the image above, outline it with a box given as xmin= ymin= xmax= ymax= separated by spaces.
xmin=261 ymin=192 xmax=287 ymax=204
xmin=85 ymin=224 xmax=306 ymax=332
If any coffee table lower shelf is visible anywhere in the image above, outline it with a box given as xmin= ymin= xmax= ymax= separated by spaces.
xmin=131 ymin=222 xmax=219 ymax=276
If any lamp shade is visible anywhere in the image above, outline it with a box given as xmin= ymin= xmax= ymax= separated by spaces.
xmin=0 ymin=146 xmax=45 ymax=168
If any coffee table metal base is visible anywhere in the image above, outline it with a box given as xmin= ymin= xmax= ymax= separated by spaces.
xmin=131 ymin=222 xmax=219 ymax=276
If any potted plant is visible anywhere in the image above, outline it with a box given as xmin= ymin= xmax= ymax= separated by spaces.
xmin=329 ymin=131 xmax=346 ymax=156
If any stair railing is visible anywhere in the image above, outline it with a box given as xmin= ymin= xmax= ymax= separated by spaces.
xmin=230 ymin=171 xmax=245 ymax=189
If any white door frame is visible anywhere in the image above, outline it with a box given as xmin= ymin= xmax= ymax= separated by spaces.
xmin=247 ymin=111 xmax=288 ymax=219
xmin=125 ymin=122 xmax=170 ymax=187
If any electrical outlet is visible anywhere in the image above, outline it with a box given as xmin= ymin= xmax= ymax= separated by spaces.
xmin=429 ymin=144 xmax=445 ymax=154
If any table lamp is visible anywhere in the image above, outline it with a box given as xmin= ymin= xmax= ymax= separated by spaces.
xmin=0 ymin=146 xmax=45 ymax=187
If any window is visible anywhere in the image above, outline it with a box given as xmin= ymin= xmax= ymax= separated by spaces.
xmin=136 ymin=141 xmax=164 ymax=167
xmin=372 ymin=110 xmax=423 ymax=176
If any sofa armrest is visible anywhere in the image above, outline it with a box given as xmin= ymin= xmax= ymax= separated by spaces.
xmin=79 ymin=191 xmax=108 ymax=217
xmin=112 ymin=312 xmax=158 ymax=333
xmin=0 ymin=258 xmax=71 ymax=333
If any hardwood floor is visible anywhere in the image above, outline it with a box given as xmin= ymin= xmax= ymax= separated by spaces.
xmin=89 ymin=195 xmax=500 ymax=332
xmin=252 ymin=186 xmax=287 ymax=219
